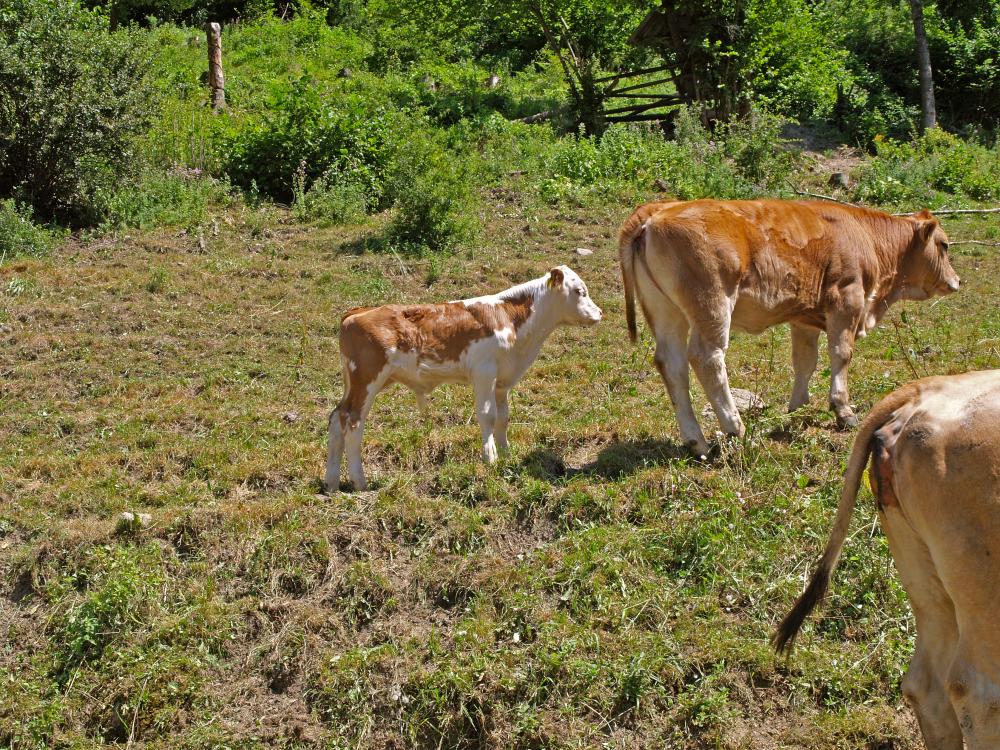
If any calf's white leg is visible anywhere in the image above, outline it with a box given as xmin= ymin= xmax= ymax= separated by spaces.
xmin=494 ymin=387 xmax=510 ymax=453
xmin=324 ymin=409 xmax=345 ymax=492
xmin=472 ymin=369 xmax=499 ymax=463
xmin=789 ymin=324 xmax=820 ymax=412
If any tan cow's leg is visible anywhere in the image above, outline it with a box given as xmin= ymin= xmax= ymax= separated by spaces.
xmin=945 ymin=642 xmax=1000 ymax=750
xmin=687 ymin=325 xmax=744 ymax=441
xmin=789 ymin=324 xmax=820 ymax=412
xmin=650 ymin=303 xmax=708 ymax=455
xmin=882 ymin=506 xmax=963 ymax=750
xmin=825 ymin=308 xmax=863 ymax=428
xmin=494 ymin=387 xmax=510 ymax=454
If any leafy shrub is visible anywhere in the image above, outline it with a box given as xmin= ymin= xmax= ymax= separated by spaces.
xmin=537 ymin=107 xmax=796 ymax=203
xmin=97 ymin=169 xmax=231 ymax=230
xmin=0 ymin=0 xmax=157 ymax=225
xmin=223 ymin=76 xmax=390 ymax=204
xmin=855 ymin=128 xmax=1000 ymax=206
xmin=0 ymin=200 xmax=60 ymax=261
xmin=385 ymin=131 xmax=479 ymax=254
xmin=291 ymin=164 xmax=370 ymax=225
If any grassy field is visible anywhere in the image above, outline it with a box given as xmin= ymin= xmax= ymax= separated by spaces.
xmin=2 ymin=191 xmax=999 ymax=749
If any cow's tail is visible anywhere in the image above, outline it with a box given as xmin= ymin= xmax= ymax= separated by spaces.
xmin=619 ymin=200 xmax=679 ymax=342
xmin=619 ymin=223 xmax=642 ymax=344
xmin=771 ymin=385 xmax=920 ymax=655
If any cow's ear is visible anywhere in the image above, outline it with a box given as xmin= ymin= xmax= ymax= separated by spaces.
xmin=547 ymin=267 xmax=565 ymax=289
xmin=914 ymin=216 xmax=937 ymax=244
xmin=914 ymin=208 xmax=935 ymax=220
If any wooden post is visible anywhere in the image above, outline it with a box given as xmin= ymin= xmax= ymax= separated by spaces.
xmin=206 ymin=22 xmax=226 ymax=112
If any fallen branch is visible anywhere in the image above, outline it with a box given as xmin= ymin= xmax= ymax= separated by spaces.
xmin=949 ymin=239 xmax=1000 ymax=247
xmin=517 ymin=110 xmax=552 ymax=124
xmin=894 ymin=207 xmax=1000 ymax=216
xmin=788 ymin=187 xmax=861 ymax=207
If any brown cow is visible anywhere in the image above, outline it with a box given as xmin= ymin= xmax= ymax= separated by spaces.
xmin=619 ymin=199 xmax=960 ymax=455
xmin=773 ymin=370 xmax=1000 ymax=750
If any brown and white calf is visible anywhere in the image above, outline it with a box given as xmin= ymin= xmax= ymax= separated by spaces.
xmin=620 ymin=199 xmax=961 ymax=455
xmin=325 ymin=266 xmax=602 ymax=492
xmin=774 ymin=370 xmax=1000 ymax=749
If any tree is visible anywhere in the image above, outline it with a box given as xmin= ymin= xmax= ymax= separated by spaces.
xmin=907 ymin=0 xmax=937 ymax=130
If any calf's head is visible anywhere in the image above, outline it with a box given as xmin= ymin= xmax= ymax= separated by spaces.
xmin=903 ymin=209 xmax=961 ymax=300
xmin=546 ymin=266 xmax=602 ymax=326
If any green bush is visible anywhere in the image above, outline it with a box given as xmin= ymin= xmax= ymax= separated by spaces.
xmin=97 ymin=169 xmax=232 ymax=230
xmin=223 ymin=77 xmax=390 ymax=204
xmin=385 ymin=131 xmax=479 ymax=254
xmin=536 ymin=107 xmax=795 ymax=203
xmin=0 ymin=200 xmax=60 ymax=261
xmin=0 ymin=0 xmax=157 ymax=225
xmin=291 ymin=164 xmax=370 ymax=225
xmin=854 ymin=128 xmax=1000 ymax=206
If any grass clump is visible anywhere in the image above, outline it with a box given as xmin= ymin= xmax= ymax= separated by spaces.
xmin=0 ymin=200 xmax=60 ymax=261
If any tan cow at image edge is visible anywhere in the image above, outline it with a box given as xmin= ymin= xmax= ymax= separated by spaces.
xmin=325 ymin=266 xmax=602 ymax=492
xmin=773 ymin=369 xmax=1000 ymax=750
xmin=619 ymin=199 xmax=961 ymax=455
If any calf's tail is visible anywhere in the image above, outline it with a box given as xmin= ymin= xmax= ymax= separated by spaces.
xmin=771 ymin=385 xmax=919 ymax=654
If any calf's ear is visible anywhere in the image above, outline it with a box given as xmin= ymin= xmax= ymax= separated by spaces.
xmin=547 ymin=267 xmax=565 ymax=288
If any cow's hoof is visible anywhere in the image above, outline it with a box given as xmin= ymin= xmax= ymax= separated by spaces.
xmin=835 ymin=413 xmax=859 ymax=430
xmin=686 ymin=439 xmax=710 ymax=460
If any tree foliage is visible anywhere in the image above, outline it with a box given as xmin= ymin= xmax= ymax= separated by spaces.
xmin=0 ymin=0 xmax=157 ymax=224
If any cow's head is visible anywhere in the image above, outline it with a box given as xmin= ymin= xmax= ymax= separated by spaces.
xmin=546 ymin=266 xmax=602 ymax=326
xmin=903 ymin=209 xmax=961 ymax=300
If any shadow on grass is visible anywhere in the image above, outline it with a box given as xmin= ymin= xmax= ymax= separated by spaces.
xmin=521 ymin=438 xmax=691 ymax=482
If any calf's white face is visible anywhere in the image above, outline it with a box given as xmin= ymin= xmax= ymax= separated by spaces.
xmin=548 ymin=265 xmax=602 ymax=326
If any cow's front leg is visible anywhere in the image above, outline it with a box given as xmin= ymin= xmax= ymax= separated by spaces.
xmin=789 ymin=324 xmax=821 ymax=412
xmin=472 ymin=369 xmax=499 ymax=463
xmin=494 ymin=387 xmax=510 ymax=454
xmin=826 ymin=313 xmax=861 ymax=429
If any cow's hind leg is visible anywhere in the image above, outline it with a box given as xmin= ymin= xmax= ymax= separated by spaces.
xmin=882 ymin=504 xmax=963 ymax=750
xmin=331 ymin=370 xmax=388 ymax=492
xmin=324 ymin=358 xmax=352 ymax=493
xmin=324 ymin=406 xmax=345 ymax=493
xmin=945 ymin=644 xmax=1000 ymax=750
xmin=688 ymin=320 xmax=743 ymax=442
xmin=789 ymin=324 xmax=820 ymax=412
xmin=650 ymin=298 xmax=708 ymax=455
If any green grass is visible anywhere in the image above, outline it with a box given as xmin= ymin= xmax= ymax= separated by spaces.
xmin=1 ymin=190 xmax=998 ymax=748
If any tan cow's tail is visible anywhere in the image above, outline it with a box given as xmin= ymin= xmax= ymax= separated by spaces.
xmin=771 ymin=385 xmax=920 ymax=655
xmin=620 ymin=200 xmax=676 ymax=342
xmin=619 ymin=223 xmax=642 ymax=343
